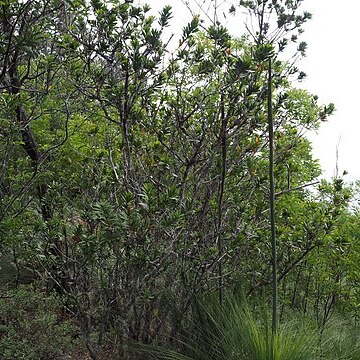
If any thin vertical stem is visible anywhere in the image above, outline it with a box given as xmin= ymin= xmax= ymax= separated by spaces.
xmin=268 ymin=56 xmax=278 ymax=336
xmin=217 ymin=94 xmax=227 ymax=305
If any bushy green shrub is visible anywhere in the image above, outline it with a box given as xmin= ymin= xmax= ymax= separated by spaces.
xmin=0 ymin=285 xmax=79 ymax=360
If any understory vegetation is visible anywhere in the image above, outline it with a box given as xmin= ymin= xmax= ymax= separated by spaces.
xmin=138 ymin=293 xmax=360 ymax=360
xmin=0 ymin=0 xmax=359 ymax=359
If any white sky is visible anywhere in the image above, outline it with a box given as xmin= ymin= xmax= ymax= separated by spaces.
xmin=144 ymin=0 xmax=359 ymax=181
xmin=300 ymin=1 xmax=360 ymax=181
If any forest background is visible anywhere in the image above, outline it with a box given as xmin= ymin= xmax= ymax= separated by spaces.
xmin=0 ymin=0 xmax=359 ymax=359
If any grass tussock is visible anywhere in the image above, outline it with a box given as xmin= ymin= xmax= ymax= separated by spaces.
xmin=137 ymin=293 xmax=360 ymax=360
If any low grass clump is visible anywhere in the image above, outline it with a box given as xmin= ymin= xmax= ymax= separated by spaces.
xmin=137 ymin=293 xmax=360 ymax=360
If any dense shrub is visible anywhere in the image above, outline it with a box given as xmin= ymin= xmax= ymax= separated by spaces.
xmin=0 ymin=285 xmax=79 ymax=360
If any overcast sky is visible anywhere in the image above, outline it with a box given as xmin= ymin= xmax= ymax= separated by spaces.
xmin=144 ymin=0 xmax=359 ymax=181
xmin=300 ymin=1 xmax=359 ymax=181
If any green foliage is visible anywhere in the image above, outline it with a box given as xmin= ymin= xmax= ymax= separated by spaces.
xmin=319 ymin=316 xmax=360 ymax=360
xmin=182 ymin=16 xmax=200 ymax=42
xmin=137 ymin=294 xmax=312 ymax=360
xmin=0 ymin=0 xmax=359 ymax=358
xmin=138 ymin=294 xmax=360 ymax=360
xmin=0 ymin=285 xmax=79 ymax=360
xmin=158 ymin=5 xmax=173 ymax=27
